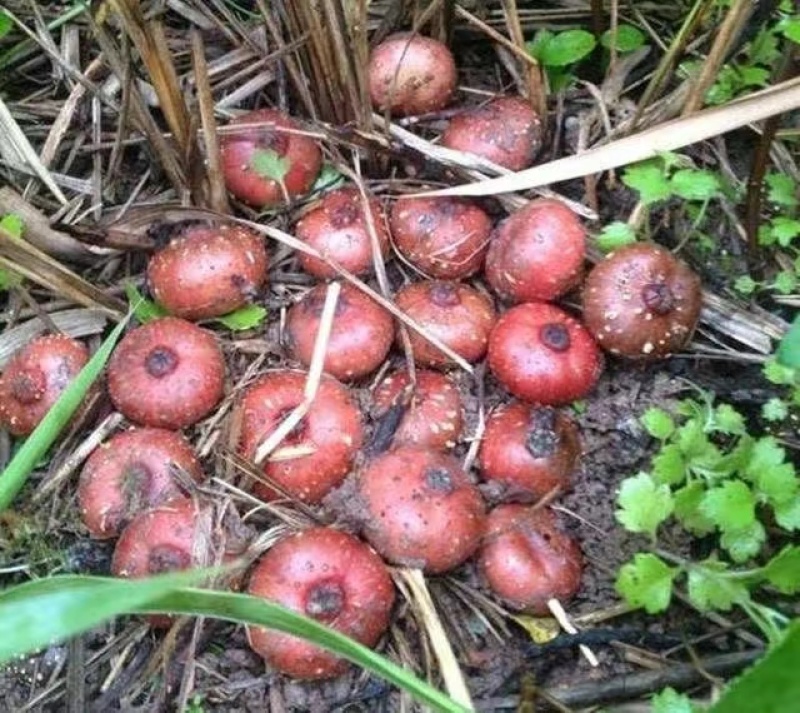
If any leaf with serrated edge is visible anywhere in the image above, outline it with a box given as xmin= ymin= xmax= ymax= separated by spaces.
xmin=652 ymin=687 xmax=699 ymax=713
xmin=616 ymin=554 xmax=678 ymax=614
xmin=674 ymin=481 xmax=716 ymax=535
xmin=720 ymin=520 xmax=766 ymax=563
xmin=763 ymin=546 xmax=800 ymax=594
xmin=687 ymin=562 xmax=749 ymax=611
xmin=652 ymin=444 xmax=687 ymax=486
xmin=699 ymin=481 xmax=756 ymax=532
xmin=616 ymin=472 xmax=674 ymax=538
xmin=642 ymin=407 xmax=676 ymax=440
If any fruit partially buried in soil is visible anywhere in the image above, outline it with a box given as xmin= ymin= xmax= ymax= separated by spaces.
xmin=286 ymin=283 xmax=394 ymax=381
xmin=237 ymin=370 xmax=363 ymax=503
xmin=485 ymin=199 xmax=585 ymax=303
xmin=147 ymin=222 xmax=268 ymax=320
xmin=488 ymin=302 xmax=602 ymax=405
xmin=390 ymin=196 xmax=492 ymax=279
xmin=294 ymin=186 xmax=390 ymax=278
xmin=0 ymin=335 xmax=89 ymax=437
xmin=220 ymin=108 xmax=322 ymax=208
xmin=78 ymin=427 xmax=204 ymax=539
xmin=477 ymin=504 xmax=583 ymax=615
xmin=395 ymin=280 xmax=496 ymax=368
xmin=368 ymin=33 xmax=457 ymax=116
xmin=358 ymin=446 xmax=486 ymax=574
xmin=478 ymin=403 xmax=580 ymax=502
xmin=372 ymin=369 xmax=463 ymax=451
xmin=107 ymin=317 xmax=225 ymax=429
xmin=441 ymin=96 xmax=542 ymax=171
xmin=247 ymin=527 xmax=395 ymax=679
xmin=582 ymin=243 xmax=703 ymax=359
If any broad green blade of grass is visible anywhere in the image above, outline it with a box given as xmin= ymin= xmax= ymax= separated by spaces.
xmin=0 ymin=314 xmax=130 ymax=510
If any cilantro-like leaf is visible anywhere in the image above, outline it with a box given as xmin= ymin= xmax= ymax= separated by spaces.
xmin=124 ymin=282 xmax=169 ymax=324
xmin=615 ymin=553 xmax=678 ymax=614
xmin=763 ymin=545 xmax=800 ymax=594
xmin=652 ymin=444 xmax=687 ymax=486
xmin=596 ymin=221 xmax=637 ymax=253
xmin=700 ymin=481 xmax=756 ymax=531
xmin=753 ymin=462 xmax=797 ymax=507
xmin=642 ymin=407 xmax=676 ymax=440
xmin=776 ymin=315 xmax=800 ymax=368
xmin=616 ymin=472 xmax=674 ymax=538
xmin=734 ymin=275 xmax=757 ymax=295
xmin=687 ymin=562 xmax=750 ymax=611
xmin=761 ymin=398 xmax=789 ymax=422
xmin=651 ymin=687 xmax=700 ymax=713
xmin=600 ymin=25 xmax=646 ymax=53
xmin=720 ymin=520 xmax=766 ymax=563
xmin=250 ymin=149 xmax=290 ymax=182
xmin=774 ymin=494 xmax=800 ymax=531
xmin=214 ymin=304 xmax=267 ymax=331
xmin=711 ymin=403 xmax=746 ymax=435
xmin=673 ymin=481 xmax=716 ymax=535
xmin=622 ymin=161 xmax=673 ymax=204
xmin=770 ymin=217 xmax=800 ymax=247
xmin=765 ymin=173 xmax=798 ymax=208
xmin=763 ymin=358 xmax=796 ymax=385
xmin=670 ymin=169 xmax=721 ymax=201
xmin=772 ymin=271 xmax=798 ymax=295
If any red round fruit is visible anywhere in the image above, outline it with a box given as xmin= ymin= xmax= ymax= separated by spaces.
xmin=582 ymin=243 xmax=703 ymax=359
xmin=220 ymin=108 xmax=322 ymax=208
xmin=372 ymin=369 xmax=463 ymax=451
xmin=78 ymin=427 xmax=203 ymax=539
xmin=0 ymin=335 xmax=89 ymax=437
xmin=478 ymin=402 xmax=580 ymax=502
xmin=358 ymin=446 xmax=486 ymax=573
xmin=488 ymin=302 xmax=602 ymax=405
xmin=286 ymin=283 xmax=394 ymax=381
xmin=485 ymin=199 xmax=585 ymax=303
xmin=390 ymin=197 xmax=492 ymax=279
xmin=247 ymin=527 xmax=395 ymax=679
xmin=478 ymin=504 xmax=583 ymax=615
xmin=147 ymin=222 xmax=268 ymax=320
xmin=107 ymin=317 xmax=225 ymax=429
xmin=368 ymin=33 xmax=457 ymax=116
xmin=395 ymin=281 xmax=495 ymax=368
xmin=441 ymin=96 xmax=542 ymax=171
xmin=295 ymin=186 xmax=390 ymax=278
xmin=238 ymin=370 xmax=363 ymax=503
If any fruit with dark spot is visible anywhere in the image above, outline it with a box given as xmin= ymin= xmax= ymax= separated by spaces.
xmin=286 ymin=283 xmax=394 ymax=381
xmin=477 ymin=504 xmax=583 ymax=615
xmin=358 ymin=446 xmax=486 ymax=573
xmin=0 ymin=335 xmax=89 ymax=436
xmin=247 ymin=527 xmax=394 ymax=679
xmin=368 ymin=34 xmax=457 ymax=116
xmin=220 ymin=108 xmax=322 ymax=208
xmin=395 ymin=281 xmax=495 ymax=368
xmin=372 ymin=370 xmax=462 ymax=451
xmin=78 ymin=428 xmax=204 ymax=539
xmin=582 ymin=243 xmax=702 ymax=359
xmin=488 ymin=302 xmax=601 ymax=405
xmin=478 ymin=403 xmax=580 ymax=502
xmin=237 ymin=370 xmax=363 ymax=503
xmin=147 ymin=222 xmax=268 ymax=319
xmin=107 ymin=317 xmax=225 ymax=429
xmin=295 ymin=187 xmax=390 ymax=278
xmin=485 ymin=199 xmax=585 ymax=303
xmin=441 ymin=96 xmax=542 ymax=171
xmin=390 ymin=197 xmax=492 ymax=279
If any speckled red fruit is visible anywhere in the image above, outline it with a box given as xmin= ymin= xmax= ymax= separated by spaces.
xmin=395 ymin=281 xmax=495 ymax=368
xmin=247 ymin=527 xmax=394 ymax=679
xmin=358 ymin=447 xmax=486 ymax=573
xmin=485 ymin=199 xmax=585 ymax=303
xmin=441 ymin=96 xmax=542 ymax=171
xmin=295 ymin=187 xmax=390 ymax=278
xmin=147 ymin=222 xmax=268 ymax=320
xmin=368 ymin=33 xmax=457 ymax=116
xmin=286 ymin=283 xmax=394 ymax=381
xmin=238 ymin=371 xmax=363 ymax=503
xmin=107 ymin=317 xmax=225 ymax=429
xmin=112 ymin=498 xmax=216 ymax=627
xmin=0 ymin=335 xmax=89 ymax=437
xmin=372 ymin=370 xmax=463 ymax=451
xmin=479 ymin=403 xmax=580 ymax=502
xmin=220 ymin=108 xmax=322 ymax=208
xmin=488 ymin=302 xmax=601 ymax=405
xmin=78 ymin=428 xmax=203 ymax=539
xmin=478 ymin=504 xmax=583 ymax=615
xmin=582 ymin=243 xmax=703 ymax=360
xmin=390 ymin=197 xmax=492 ymax=279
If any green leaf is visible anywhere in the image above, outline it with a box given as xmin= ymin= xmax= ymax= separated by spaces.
xmin=615 ymin=472 xmax=674 ymax=538
xmin=622 ymin=161 xmax=673 ymax=204
xmin=600 ymin=24 xmax=646 ymax=53
xmin=0 ymin=11 xmax=12 ymax=40
xmin=250 ymin=149 xmax=290 ymax=182
xmin=676 ymin=420 xmax=722 ymax=468
xmin=776 ymin=315 xmax=800 ymax=368
xmin=652 ymin=687 xmax=700 ymax=713
xmin=687 ymin=562 xmax=749 ymax=612
xmin=780 ymin=17 xmax=800 ymax=44
xmin=311 ymin=163 xmax=346 ymax=193
xmin=674 ymin=481 xmax=716 ymax=535
xmin=652 ymin=444 xmax=687 ymax=486
xmin=772 ymin=271 xmax=798 ymax=295
xmin=720 ymin=520 xmax=766 ymax=563
xmin=748 ymin=26 xmax=781 ymax=65
xmin=615 ymin=554 xmax=678 ymax=614
xmin=642 ymin=407 xmax=676 ymax=440
xmin=765 ymin=173 xmax=798 ymax=208
xmin=763 ymin=546 xmax=800 ymax=594
xmin=214 ymin=304 xmax=267 ymax=331
xmin=770 ymin=217 xmax=800 ymax=247
xmin=738 ymin=65 xmax=770 ymax=87
xmin=774 ymin=494 xmax=800 ymax=531
xmin=0 ymin=213 xmax=24 ymax=237
xmin=596 ymin=221 xmax=637 ymax=253
xmin=0 ymin=316 xmax=130 ymax=510
xmin=534 ymin=29 xmax=596 ymax=67
xmin=670 ymin=169 xmax=721 ymax=201
xmin=761 ymin=398 xmax=789 ymax=422
xmin=711 ymin=403 xmax=746 ymax=435
xmin=734 ymin=275 xmax=757 ymax=295
xmin=763 ymin=358 xmax=796 ymax=385
xmin=752 ymin=462 xmax=797 ymax=507
xmin=525 ymin=29 xmax=553 ymax=62
xmin=700 ymin=481 xmax=756 ymax=531
xmin=124 ymin=282 xmax=169 ymax=323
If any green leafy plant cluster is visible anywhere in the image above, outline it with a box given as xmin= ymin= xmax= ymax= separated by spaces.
xmin=614 ymin=391 xmax=799 ymax=644
xmin=622 ymin=152 xmax=724 ymax=207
